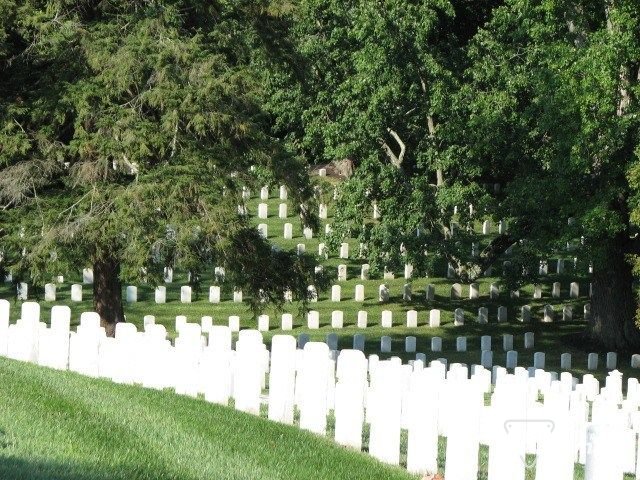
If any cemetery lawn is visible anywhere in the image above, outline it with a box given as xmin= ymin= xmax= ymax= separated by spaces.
xmin=0 ymin=356 xmax=414 ymax=480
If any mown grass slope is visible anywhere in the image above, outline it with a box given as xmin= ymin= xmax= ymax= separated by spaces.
xmin=0 ymin=357 xmax=414 ymax=480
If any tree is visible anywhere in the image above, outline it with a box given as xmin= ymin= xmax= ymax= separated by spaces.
xmin=275 ymin=0 xmax=640 ymax=351
xmin=0 ymin=0 xmax=319 ymax=335
xmin=461 ymin=0 xmax=640 ymax=350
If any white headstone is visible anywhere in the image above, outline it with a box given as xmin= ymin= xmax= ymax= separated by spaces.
xmin=331 ymin=310 xmax=344 ymax=329
xmin=360 ymin=264 xmax=370 ymax=280
xmin=429 ymin=309 xmax=440 ymax=328
xmin=70 ymin=284 xmax=83 ymax=302
xmin=406 ymin=310 xmax=418 ymax=328
xmin=44 ymin=283 xmax=56 ymax=302
xmin=278 ymin=203 xmax=288 ymax=219
xmin=378 ymin=284 xmax=389 ymax=302
xmin=209 ymin=285 xmax=221 ymax=303
xmin=307 ymin=310 xmax=320 ymax=329
xmin=331 ymin=285 xmax=341 ymax=302
xmin=283 ymin=223 xmax=293 ymax=239
xmin=357 ymin=311 xmax=367 ymax=328
xmin=425 ymin=284 xmax=435 ymax=301
xmin=354 ymin=284 xmax=365 ymax=301
xmin=258 ymin=203 xmax=268 ymax=219
xmin=155 ymin=286 xmax=166 ymax=304
xmin=125 ymin=285 xmax=137 ymax=303
xmin=337 ymin=264 xmax=347 ymax=282
xmin=180 ymin=286 xmax=192 ymax=303
xmin=477 ymin=307 xmax=488 ymax=324
xmin=402 ymin=283 xmax=412 ymax=301
xmin=381 ymin=310 xmax=393 ymax=328
xmin=82 ymin=268 xmax=94 ymax=284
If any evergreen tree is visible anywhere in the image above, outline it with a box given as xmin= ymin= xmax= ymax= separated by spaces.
xmin=0 ymin=0 xmax=319 ymax=334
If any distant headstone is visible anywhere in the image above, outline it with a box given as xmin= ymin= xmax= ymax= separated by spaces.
xmin=533 ymin=285 xmax=542 ymax=299
xmin=454 ymin=308 xmax=464 ymax=326
xmin=126 ymin=286 xmax=137 ymax=303
xmin=587 ymin=353 xmax=598 ymax=370
xmin=425 ymin=284 xmax=435 ymax=301
xmin=307 ymin=311 xmax=320 ymax=329
xmin=258 ymin=203 xmax=268 ymax=219
xmin=381 ymin=310 xmax=393 ymax=328
xmin=361 ymin=264 xmax=370 ymax=280
xmin=357 ymin=311 xmax=368 ymax=328
xmin=405 ymin=336 xmax=416 ymax=353
xmin=406 ymin=310 xmax=418 ymax=328
xmin=82 ymin=268 xmax=94 ymax=284
xmin=44 ymin=283 xmax=56 ymax=302
xmin=477 ymin=307 xmax=488 ymax=324
xmin=353 ymin=334 xmax=365 ymax=351
xmin=319 ymin=203 xmax=328 ymax=219
xmin=378 ymin=284 xmax=389 ymax=302
xmin=429 ymin=309 xmax=441 ymax=328
xmin=570 ymin=282 xmax=579 ymax=299
xmin=281 ymin=313 xmax=293 ymax=331
xmin=283 ymin=223 xmax=293 ymax=239
xmin=380 ymin=336 xmax=392 ymax=353
xmin=524 ymin=332 xmax=534 ymax=349
xmin=331 ymin=310 xmax=344 ymax=329
xmin=155 ymin=286 xmax=166 ymax=304
xmin=233 ymin=288 xmax=243 ymax=303
xmin=71 ymin=284 xmax=83 ymax=302
xmin=331 ymin=285 xmax=341 ymax=302
xmin=560 ymin=353 xmax=572 ymax=370
xmin=180 ymin=286 xmax=192 ymax=303
xmin=539 ymin=261 xmax=548 ymax=275
xmin=402 ymin=283 xmax=412 ymax=301
xmin=209 ymin=286 xmax=221 ymax=303
xmin=354 ymin=284 xmax=365 ymax=302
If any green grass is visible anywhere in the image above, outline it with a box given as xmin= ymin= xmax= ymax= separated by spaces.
xmin=0 ymin=356 xmax=415 ymax=480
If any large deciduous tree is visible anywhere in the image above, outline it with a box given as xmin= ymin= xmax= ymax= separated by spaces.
xmin=274 ymin=0 xmax=640 ymax=351
xmin=0 ymin=0 xmax=319 ymax=335
xmin=462 ymin=0 xmax=640 ymax=350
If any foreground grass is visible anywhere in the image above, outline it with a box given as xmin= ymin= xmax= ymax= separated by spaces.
xmin=0 ymin=357 xmax=414 ymax=480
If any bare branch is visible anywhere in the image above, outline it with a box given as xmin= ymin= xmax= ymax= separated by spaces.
xmin=387 ymin=128 xmax=405 ymax=167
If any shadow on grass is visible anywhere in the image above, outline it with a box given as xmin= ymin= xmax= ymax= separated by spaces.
xmin=0 ymin=456 xmax=175 ymax=480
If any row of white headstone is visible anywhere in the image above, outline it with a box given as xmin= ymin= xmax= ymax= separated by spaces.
xmin=0 ymin=301 xmax=637 ymax=479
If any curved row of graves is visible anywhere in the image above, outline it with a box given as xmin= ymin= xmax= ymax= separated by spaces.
xmin=0 ymin=299 xmax=636 ymax=479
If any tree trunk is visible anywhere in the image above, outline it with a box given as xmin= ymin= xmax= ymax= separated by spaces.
xmin=93 ymin=255 xmax=124 ymax=337
xmin=589 ymin=236 xmax=640 ymax=352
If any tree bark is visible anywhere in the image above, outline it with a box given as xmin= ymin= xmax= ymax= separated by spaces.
xmin=93 ymin=255 xmax=124 ymax=337
xmin=588 ymin=236 xmax=640 ymax=352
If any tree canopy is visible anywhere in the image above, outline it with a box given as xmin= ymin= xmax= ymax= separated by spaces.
xmin=0 ymin=0 xmax=321 ymax=332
